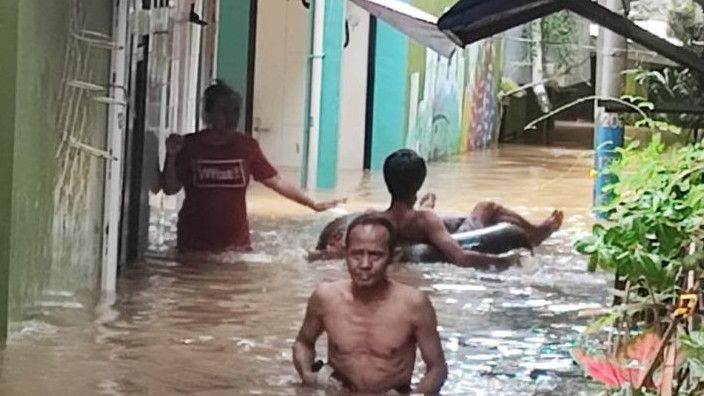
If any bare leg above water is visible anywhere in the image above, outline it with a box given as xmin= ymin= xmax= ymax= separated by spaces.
xmin=469 ymin=201 xmax=563 ymax=246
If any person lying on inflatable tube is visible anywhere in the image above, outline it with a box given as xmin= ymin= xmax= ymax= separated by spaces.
xmin=308 ymin=149 xmax=563 ymax=270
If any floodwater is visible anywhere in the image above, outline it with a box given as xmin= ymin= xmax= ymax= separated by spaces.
xmin=0 ymin=145 xmax=610 ymax=395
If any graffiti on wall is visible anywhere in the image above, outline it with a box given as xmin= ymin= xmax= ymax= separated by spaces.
xmin=405 ymin=38 xmax=503 ymax=161
xmin=467 ymin=40 xmax=502 ymax=151
xmin=406 ymin=49 xmax=464 ymax=160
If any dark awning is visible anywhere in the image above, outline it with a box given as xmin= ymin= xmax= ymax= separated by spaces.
xmin=438 ymin=0 xmax=704 ymax=75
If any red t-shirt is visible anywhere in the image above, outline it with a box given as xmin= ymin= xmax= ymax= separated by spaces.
xmin=175 ymin=131 xmax=278 ymax=251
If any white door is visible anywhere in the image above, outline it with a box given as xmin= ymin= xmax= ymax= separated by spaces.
xmin=252 ymin=0 xmax=308 ymax=168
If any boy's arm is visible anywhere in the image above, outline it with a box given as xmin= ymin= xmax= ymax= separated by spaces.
xmin=423 ymin=212 xmax=515 ymax=269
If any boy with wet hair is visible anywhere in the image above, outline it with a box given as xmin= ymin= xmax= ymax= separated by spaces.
xmin=309 ymin=149 xmax=563 ymax=268
xmin=380 ymin=149 xmax=562 ymax=269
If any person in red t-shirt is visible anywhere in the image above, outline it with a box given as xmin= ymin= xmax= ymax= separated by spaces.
xmin=161 ymin=80 xmax=344 ymax=252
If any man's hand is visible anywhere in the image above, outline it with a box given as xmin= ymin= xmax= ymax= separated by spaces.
xmin=311 ymin=198 xmax=347 ymax=212
xmin=301 ymin=371 xmax=317 ymax=385
xmin=165 ymin=134 xmax=184 ymax=155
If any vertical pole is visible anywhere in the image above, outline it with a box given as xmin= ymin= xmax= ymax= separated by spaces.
xmin=305 ymin=0 xmax=325 ymax=189
xmin=0 ymin=0 xmax=20 ymax=345
xmin=594 ymin=113 xmax=624 ymax=208
xmin=300 ymin=0 xmax=315 ymax=188
xmin=593 ymin=0 xmax=627 ymax=213
xmin=101 ymin=0 xmax=130 ymax=292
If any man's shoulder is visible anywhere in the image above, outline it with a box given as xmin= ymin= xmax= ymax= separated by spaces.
xmin=391 ymin=281 xmax=429 ymax=305
xmin=313 ymin=280 xmax=348 ymax=299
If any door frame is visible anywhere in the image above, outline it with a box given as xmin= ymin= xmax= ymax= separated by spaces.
xmin=101 ymin=0 xmax=131 ymax=292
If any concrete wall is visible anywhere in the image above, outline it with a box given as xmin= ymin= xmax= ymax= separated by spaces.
xmin=338 ymin=2 xmax=369 ymax=170
xmin=0 ymin=0 xmax=112 ymax=328
xmin=0 ymin=0 xmax=20 ymax=343
xmin=367 ymin=0 xmax=505 ymax=165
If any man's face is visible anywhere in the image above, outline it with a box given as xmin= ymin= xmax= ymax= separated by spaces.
xmin=345 ymin=224 xmax=392 ymax=288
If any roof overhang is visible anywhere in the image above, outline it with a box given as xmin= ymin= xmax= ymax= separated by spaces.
xmin=349 ymin=0 xmax=458 ymax=57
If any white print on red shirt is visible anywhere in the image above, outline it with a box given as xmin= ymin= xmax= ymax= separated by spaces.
xmin=193 ymin=159 xmax=247 ymax=188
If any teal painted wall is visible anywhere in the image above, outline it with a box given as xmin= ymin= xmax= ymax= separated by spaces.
xmin=0 ymin=0 xmax=20 ymax=343
xmin=217 ymin=0 xmax=252 ymax=129
xmin=369 ymin=19 xmax=409 ymax=170
xmin=316 ymin=0 xmax=345 ymax=188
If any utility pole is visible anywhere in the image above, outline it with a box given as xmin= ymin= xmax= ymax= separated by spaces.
xmin=593 ymin=0 xmax=628 ymax=212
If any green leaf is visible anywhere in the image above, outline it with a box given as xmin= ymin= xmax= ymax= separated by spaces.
xmin=637 ymin=101 xmax=655 ymax=111
xmin=583 ymin=311 xmax=619 ymax=335
xmin=574 ymin=239 xmax=597 ymax=255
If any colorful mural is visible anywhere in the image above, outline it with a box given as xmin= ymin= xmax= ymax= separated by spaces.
xmin=405 ymin=36 xmax=504 ymax=161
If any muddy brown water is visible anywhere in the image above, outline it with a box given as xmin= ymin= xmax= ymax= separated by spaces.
xmin=0 ymin=145 xmax=609 ymax=395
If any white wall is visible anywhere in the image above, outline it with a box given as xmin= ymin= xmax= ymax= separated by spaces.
xmin=253 ymin=0 xmax=368 ymax=171
xmin=253 ymin=0 xmax=307 ymax=168
xmin=338 ymin=2 xmax=369 ymax=170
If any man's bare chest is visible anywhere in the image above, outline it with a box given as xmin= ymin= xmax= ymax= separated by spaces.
xmin=323 ymin=306 xmax=414 ymax=357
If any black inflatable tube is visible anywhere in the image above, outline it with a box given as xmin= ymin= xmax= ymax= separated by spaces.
xmin=316 ymin=213 xmax=533 ymax=263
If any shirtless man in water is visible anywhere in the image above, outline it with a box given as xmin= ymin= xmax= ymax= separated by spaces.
xmin=310 ymin=149 xmax=564 ymax=269
xmin=293 ymin=214 xmax=448 ymax=394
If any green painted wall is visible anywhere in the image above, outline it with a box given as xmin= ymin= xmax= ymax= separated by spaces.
xmin=316 ymin=0 xmax=345 ymax=188
xmin=1 ymin=0 xmax=112 ymax=334
xmin=0 ymin=0 xmax=20 ymax=344
xmin=217 ymin=0 xmax=252 ymax=129
xmin=369 ymin=18 xmax=409 ymax=170
xmin=10 ymin=0 xmax=67 ymax=319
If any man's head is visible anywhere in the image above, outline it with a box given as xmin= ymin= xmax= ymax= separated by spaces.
xmin=383 ymin=149 xmax=427 ymax=203
xmin=345 ymin=214 xmax=396 ymax=288
xmin=203 ymin=80 xmax=242 ymax=130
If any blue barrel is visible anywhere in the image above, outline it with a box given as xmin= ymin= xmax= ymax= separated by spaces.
xmin=593 ymin=124 xmax=624 ymax=217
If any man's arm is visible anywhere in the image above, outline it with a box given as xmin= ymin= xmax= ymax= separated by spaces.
xmin=424 ymin=212 xmax=515 ymax=269
xmin=260 ymin=175 xmax=345 ymax=212
xmin=412 ymin=293 xmax=448 ymax=395
xmin=292 ymin=287 xmax=326 ymax=385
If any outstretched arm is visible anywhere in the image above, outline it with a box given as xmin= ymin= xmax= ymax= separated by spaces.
xmin=261 ymin=175 xmax=345 ymax=212
xmin=162 ymin=134 xmax=184 ymax=195
xmin=293 ymin=288 xmax=326 ymax=385
xmin=413 ymin=293 xmax=448 ymax=395
xmin=424 ymin=212 xmax=517 ymax=269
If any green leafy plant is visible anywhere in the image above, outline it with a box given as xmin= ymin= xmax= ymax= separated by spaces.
xmin=575 ymin=134 xmax=704 ymax=295
xmin=624 ymin=66 xmax=704 ymax=132
xmin=573 ymin=130 xmax=704 ymax=394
